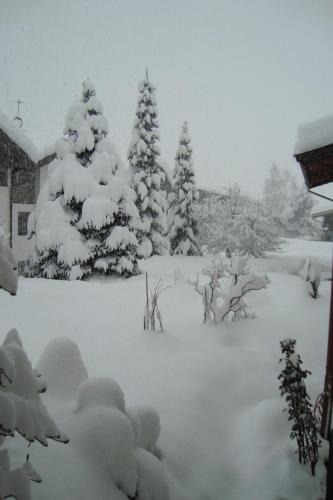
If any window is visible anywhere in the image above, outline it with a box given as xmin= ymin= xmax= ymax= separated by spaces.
xmin=18 ymin=211 xmax=29 ymax=236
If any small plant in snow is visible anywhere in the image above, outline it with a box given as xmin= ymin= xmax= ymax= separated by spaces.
xmin=143 ymin=273 xmax=169 ymax=332
xmin=193 ymin=254 xmax=269 ymax=323
xmin=300 ymin=257 xmax=321 ymax=299
xmin=278 ymin=338 xmax=321 ymax=476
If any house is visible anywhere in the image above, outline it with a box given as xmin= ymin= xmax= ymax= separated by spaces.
xmin=312 ymin=202 xmax=333 ymax=241
xmin=294 ymin=113 xmax=333 ymax=242
xmin=0 ymin=109 xmax=40 ymax=272
xmin=0 ymin=109 xmax=55 ymax=273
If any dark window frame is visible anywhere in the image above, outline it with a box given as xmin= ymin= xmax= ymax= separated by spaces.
xmin=17 ymin=211 xmax=30 ymax=236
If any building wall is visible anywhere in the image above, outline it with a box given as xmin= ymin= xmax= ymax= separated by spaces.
xmin=0 ymin=159 xmax=7 ymax=186
xmin=12 ymin=203 xmax=35 ymax=268
xmin=39 ymin=164 xmax=49 ymax=189
xmin=11 ymin=167 xmax=36 ymax=204
xmin=0 ymin=185 xmax=10 ymax=234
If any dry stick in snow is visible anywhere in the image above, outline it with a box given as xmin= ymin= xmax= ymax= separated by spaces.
xmin=144 ymin=274 xmax=170 ymax=332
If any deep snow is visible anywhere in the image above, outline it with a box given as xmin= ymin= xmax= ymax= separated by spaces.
xmin=0 ymin=239 xmax=331 ymax=500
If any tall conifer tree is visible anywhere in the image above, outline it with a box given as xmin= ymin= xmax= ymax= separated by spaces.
xmin=168 ymin=122 xmax=201 ymax=256
xmin=29 ymin=80 xmax=140 ymax=279
xmin=128 ymin=70 xmax=168 ymax=257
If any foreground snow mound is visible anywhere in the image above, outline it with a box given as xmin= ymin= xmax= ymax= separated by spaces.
xmin=70 ymin=406 xmax=138 ymax=497
xmin=74 ymin=377 xmax=125 ymax=413
xmin=233 ymin=398 xmax=326 ymax=500
xmin=129 ymin=406 xmax=161 ymax=453
xmin=134 ymin=448 xmax=170 ymax=500
xmin=37 ymin=338 xmax=88 ymax=401
xmin=69 ymin=377 xmax=169 ymax=499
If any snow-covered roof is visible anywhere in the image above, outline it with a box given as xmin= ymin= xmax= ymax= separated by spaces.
xmin=0 ymin=108 xmax=39 ymax=163
xmin=311 ymin=201 xmax=333 ymax=216
xmin=294 ymin=113 xmax=333 ymax=155
xmin=38 ymin=141 xmax=57 ymax=161
xmin=198 ymin=186 xmax=227 ymax=196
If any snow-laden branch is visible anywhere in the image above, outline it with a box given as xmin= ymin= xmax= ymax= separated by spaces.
xmin=193 ymin=254 xmax=269 ymax=324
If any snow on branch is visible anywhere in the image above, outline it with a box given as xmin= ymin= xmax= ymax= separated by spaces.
xmin=192 ymin=254 xmax=269 ymax=324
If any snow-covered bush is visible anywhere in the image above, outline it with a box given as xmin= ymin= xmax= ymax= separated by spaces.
xmin=28 ymin=80 xmax=140 ymax=280
xmin=263 ymin=164 xmax=321 ymax=239
xmin=0 ymin=329 xmax=68 ymax=499
xmin=70 ymin=376 xmax=170 ymax=500
xmin=300 ymin=257 xmax=321 ymax=299
xmin=195 ymin=184 xmax=281 ymax=257
xmin=0 ymin=239 xmax=17 ymax=296
xmin=37 ymin=338 xmax=88 ymax=401
xmin=278 ymin=339 xmax=321 ymax=476
xmin=168 ymin=122 xmax=201 ymax=256
xmin=193 ymin=254 xmax=269 ymax=323
xmin=128 ymin=70 xmax=168 ymax=257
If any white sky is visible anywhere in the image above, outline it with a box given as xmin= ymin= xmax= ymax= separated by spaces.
xmin=1 ymin=0 xmax=333 ymax=197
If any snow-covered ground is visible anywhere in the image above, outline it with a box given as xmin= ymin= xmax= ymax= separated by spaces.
xmin=1 ymin=239 xmax=331 ymax=500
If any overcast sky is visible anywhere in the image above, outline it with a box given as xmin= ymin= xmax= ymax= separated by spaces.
xmin=1 ymin=0 xmax=333 ymax=196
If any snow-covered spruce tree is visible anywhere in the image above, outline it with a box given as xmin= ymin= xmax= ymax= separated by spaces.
xmin=195 ymin=184 xmax=281 ymax=257
xmin=278 ymin=339 xmax=321 ymax=476
xmin=168 ymin=122 xmax=201 ymax=256
xmin=28 ymin=80 xmax=140 ymax=280
xmin=128 ymin=70 xmax=168 ymax=258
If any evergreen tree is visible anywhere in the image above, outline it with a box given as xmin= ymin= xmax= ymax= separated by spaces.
xmin=278 ymin=339 xmax=321 ymax=476
xmin=168 ymin=122 xmax=201 ymax=255
xmin=128 ymin=70 xmax=168 ymax=257
xmin=29 ymin=80 xmax=140 ymax=280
